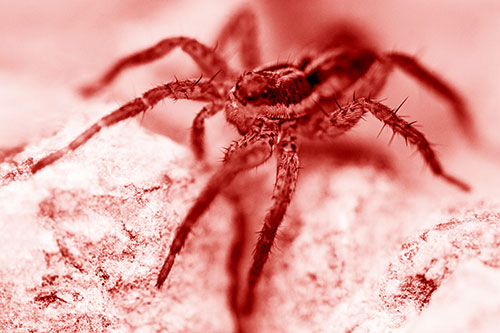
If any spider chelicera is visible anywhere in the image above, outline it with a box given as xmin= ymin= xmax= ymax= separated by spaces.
xmin=3 ymin=6 xmax=474 ymax=326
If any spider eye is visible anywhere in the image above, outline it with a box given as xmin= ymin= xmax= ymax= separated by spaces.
xmin=234 ymin=72 xmax=274 ymax=105
xmin=246 ymin=93 xmax=259 ymax=101
xmin=246 ymin=88 xmax=271 ymax=101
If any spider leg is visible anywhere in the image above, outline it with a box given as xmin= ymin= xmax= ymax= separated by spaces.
xmin=190 ymin=101 xmax=224 ymax=160
xmin=215 ymin=6 xmax=261 ymax=69
xmin=156 ymin=120 xmax=278 ymax=288
xmin=222 ymin=190 xmax=248 ymax=333
xmin=284 ymin=58 xmax=393 ymax=121
xmin=30 ymin=79 xmax=221 ymax=174
xmin=80 ymin=37 xmax=232 ymax=97
xmin=347 ymin=98 xmax=470 ymax=191
xmin=386 ymin=52 xmax=476 ymax=140
xmin=243 ymin=126 xmax=300 ymax=313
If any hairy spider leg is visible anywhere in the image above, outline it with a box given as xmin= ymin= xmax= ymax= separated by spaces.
xmin=243 ymin=126 xmax=300 ymax=313
xmin=30 ymin=79 xmax=221 ymax=174
xmin=293 ymin=49 xmax=391 ymax=119
xmin=156 ymin=121 xmax=278 ymax=288
xmin=191 ymin=101 xmax=225 ymax=160
xmin=215 ymin=6 xmax=261 ymax=69
xmin=386 ymin=52 xmax=475 ymax=140
xmin=343 ymin=58 xmax=393 ymax=100
xmin=285 ymin=58 xmax=391 ymax=140
xmin=80 ymin=37 xmax=232 ymax=97
xmin=300 ymin=49 xmax=474 ymax=141
xmin=345 ymin=98 xmax=470 ymax=191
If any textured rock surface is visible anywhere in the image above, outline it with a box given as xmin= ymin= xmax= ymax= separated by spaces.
xmin=0 ymin=99 xmax=235 ymax=332
xmin=246 ymin=163 xmax=500 ymax=333
xmin=2 ymin=99 xmax=500 ymax=331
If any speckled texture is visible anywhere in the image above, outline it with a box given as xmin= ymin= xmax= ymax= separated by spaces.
xmin=243 ymin=160 xmax=500 ymax=332
xmin=0 ymin=101 xmax=235 ymax=332
xmin=2 ymin=107 xmax=500 ymax=332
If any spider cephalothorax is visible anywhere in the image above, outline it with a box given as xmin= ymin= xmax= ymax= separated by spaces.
xmin=2 ymin=6 xmax=474 ymax=330
xmin=227 ymin=68 xmax=314 ymax=134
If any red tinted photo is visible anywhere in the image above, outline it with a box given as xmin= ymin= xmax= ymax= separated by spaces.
xmin=1 ymin=1 xmax=499 ymax=332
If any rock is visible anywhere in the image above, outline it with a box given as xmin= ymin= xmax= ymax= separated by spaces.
xmin=1 ymin=81 xmax=500 ymax=333
xmin=242 ymin=157 xmax=500 ymax=332
xmin=0 ymin=99 xmax=234 ymax=332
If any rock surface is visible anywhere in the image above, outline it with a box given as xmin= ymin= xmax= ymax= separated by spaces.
xmin=1 ymin=97 xmax=500 ymax=332
xmin=0 ymin=99 xmax=235 ymax=332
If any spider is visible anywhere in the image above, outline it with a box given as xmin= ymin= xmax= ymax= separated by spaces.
xmin=3 ymin=6 xmax=474 ymax=327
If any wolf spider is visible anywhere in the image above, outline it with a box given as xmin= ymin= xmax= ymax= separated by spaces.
xmin=5 ymin=6 xmax=474 ymax=329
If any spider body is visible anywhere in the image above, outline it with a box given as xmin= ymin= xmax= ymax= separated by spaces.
xmin=226 ymin=47 xmax=377 ymax=135
xmin=2 ymin=7 xmax=474 ymax=330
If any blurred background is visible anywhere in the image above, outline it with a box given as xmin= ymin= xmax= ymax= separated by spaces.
xmin=0 ymin=0 xmax=499 ymax=182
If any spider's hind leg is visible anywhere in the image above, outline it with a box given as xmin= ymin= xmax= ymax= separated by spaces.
xmin=215 ymin=6 xmax=261 ymax=69
xmin=221 ymin=189 xmax=249 ymax=333
xmin=386 ymin=52 xmax=476 ymax=141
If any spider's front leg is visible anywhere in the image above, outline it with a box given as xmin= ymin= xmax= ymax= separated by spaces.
xmin=243 ymin=125 xmax=300 ymax=313
xmin=345 ymin=98 xmax=470 ymax=191
xmin=156 ymin=120 xmax=278 ymax=288
xmin=21 ymin=79 xmax=221 ymax=176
